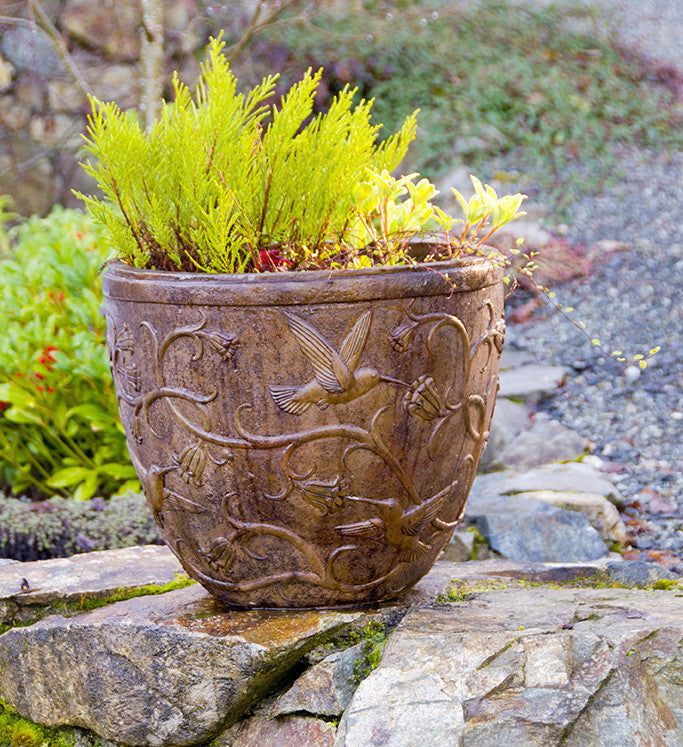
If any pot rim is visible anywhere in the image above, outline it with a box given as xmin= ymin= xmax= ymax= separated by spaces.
xmin=102 ymin=253 xmax=504 ymax=307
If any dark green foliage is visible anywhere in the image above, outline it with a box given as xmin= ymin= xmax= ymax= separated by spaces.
xmin=252 ymin=1 xmax=681 ymax=200
xmin=0 ymin=207 xmax=138 ymax=501
xmin=0 ymin=492 xmax=161 ymax=561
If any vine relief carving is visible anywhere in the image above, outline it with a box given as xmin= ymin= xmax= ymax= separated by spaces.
xmin=108 ymin=302 xmax=503 ymax=602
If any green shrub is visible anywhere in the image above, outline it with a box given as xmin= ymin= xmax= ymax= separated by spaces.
xmin=0 ymin=492 xmax=161 ymax=561
xmin=77 ymin=36 xmax=417 ymax=273
xmin=0 ymin=206 xmax=139 ymax=500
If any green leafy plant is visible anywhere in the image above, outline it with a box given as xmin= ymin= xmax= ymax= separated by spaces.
xmin=77 ymin=35 xmax=419 ymax=273
xmin=0 ymin=207 xmax=139 ymax=500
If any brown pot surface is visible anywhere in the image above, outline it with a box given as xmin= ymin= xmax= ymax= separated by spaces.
xmin=103 ymin=258 xmax=504 ymax=608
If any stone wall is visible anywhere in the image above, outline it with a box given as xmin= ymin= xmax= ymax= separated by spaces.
xmin=0 ymin=0 xmax=258 ymax=215
xmin=0 ymin=546 xmax=681 ymax=746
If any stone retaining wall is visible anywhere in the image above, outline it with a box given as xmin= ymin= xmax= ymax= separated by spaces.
xmin=0 ymin=0 xmax=255 ymax=215
xmin=0 ymin=546 xmax=681 ymax=746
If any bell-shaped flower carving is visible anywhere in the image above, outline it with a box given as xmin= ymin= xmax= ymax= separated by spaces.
xmin=403 ymin=374 xmax=444 ymax=421
xmin=492 ymin=318 xmax=505 ymax=353
xmin=173 ymin=442 xmax=207 ymax=486
xmin=208 ymin=332 xmax=239 ymax=363
xmin=389 ymin=320 xmax=419 ymax=353
xmin=201 ymin=537 xmax=236 ymax=573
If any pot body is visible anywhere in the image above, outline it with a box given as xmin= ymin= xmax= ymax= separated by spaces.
xmin=103 ymin=258 xmax=504 ymax=607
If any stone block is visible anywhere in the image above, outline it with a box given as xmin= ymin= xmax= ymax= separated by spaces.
xmin=516 ymin=490 xmax=628 ymax=543
xmin=498 ymin=363 xmax=569 ymax=401
xmin=466 ymin=494 xmax=609 ymax=562
xmin=271 ymin=643 xmax=364 ymax=718
xmin=479 ymin=397 xmax=530 ymax=472
xmin=0 ymin=545 xmax=183 ymax=624
xmin=336 ymin=588 xmax=683 ymax=746
xmin=495 ymin=415 xmax=589 ymax=471
xmin=0 ymin=584 xmax=363 ymax=745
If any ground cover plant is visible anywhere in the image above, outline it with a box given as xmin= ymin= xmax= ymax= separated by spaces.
xmin=0 ymin=207 xmax=138 ymax=501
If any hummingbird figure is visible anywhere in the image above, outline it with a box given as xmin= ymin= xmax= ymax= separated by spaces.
xmin=270 ymin=311 xmax=404 ymax=415
xmin=130 ymin=451 xmax=205 ymax=526
xmin=334 ymin=490 xmax=450 ymax=563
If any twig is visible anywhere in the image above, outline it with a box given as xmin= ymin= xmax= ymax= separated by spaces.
xmin=140 ymin=0 xmax=164 ymax=130
xmin=29 ymin=0 xmax=92 ymax=99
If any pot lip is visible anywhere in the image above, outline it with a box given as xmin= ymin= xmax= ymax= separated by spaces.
xmin=103 ymin=252 xmax=504 ymax=306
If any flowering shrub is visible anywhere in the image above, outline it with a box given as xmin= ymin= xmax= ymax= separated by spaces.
xmin=0 ymin=206 xmax=139 ymax=500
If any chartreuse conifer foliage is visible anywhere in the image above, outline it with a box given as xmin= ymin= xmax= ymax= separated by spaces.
xmin=77 ymin=36 xmax=417 ymax=273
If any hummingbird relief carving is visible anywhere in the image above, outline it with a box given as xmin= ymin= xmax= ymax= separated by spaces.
xmin=270 ymin=311 xmax=404 ymax=415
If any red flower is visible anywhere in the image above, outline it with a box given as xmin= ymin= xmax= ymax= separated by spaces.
xmin=0 ymin=401 xmax=8 ymax=411
xmin=258 ymin=246 xmax=292 ymax=272
xmin=75 ymin=232 xmax=83 ymax=240
xmin=34 ymin=372 xmax=44 ymax=380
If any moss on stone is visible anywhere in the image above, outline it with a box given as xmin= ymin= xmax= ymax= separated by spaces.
xmin=0 ymin=700 xmax=87 ymax=747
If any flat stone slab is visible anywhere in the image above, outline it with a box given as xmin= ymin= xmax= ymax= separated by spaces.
xmin=336 ymin=586 xmax=683 ymax=746
xmin=471 ymin=462 xmax=621 ymax=503
xmin=517 ymin=490 xmax=628 ymax=543
xmin=495 ymin=416 xmax=589 ymax=471
xmin=0 ymin=544 xmax=182 ymax=623
xmin=498 ymin=363 xmax=569 ymax=401
xmin=0 ymin=583 xmax=364 ymax=746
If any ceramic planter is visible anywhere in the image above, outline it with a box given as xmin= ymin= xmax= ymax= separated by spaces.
xmin=102 ymin=257 xmax=504 ymax=607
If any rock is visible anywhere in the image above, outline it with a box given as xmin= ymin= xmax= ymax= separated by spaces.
xmin=89 ymin=63 xmax=140 ymax=110
xmin=0 ymin=136 xmax=56 ymax=215
xmin=14 ymin=77 xmax=46 ymax=110
xmin=0 ymin=96 xmax=30 ymax=129
xmin=29 ymin=114 xmax=83 ymax=149
xmin=271 ymin=643 xmax=364 ymax=717
xmin=517 ymin=490 xmax=629 ymax=543
xmin=479 ymin=398 xmax=530 ymax=472
xmin=0 ymin=584 xmax=362 ymax=746
xmin=498 ymin=349 xmax=533 ymax=371
xmin=0 ymin=545 xmax=182 ymax=624
xmin=495 ymin=415 xmax=589 ymax=471
xmin=61 ymin=0 xmax=140 ymax=59
xmin=501 ymin=462 xmax=621 ymax=502
xmin=229 ymin=715 xmax=336 ymax=746
xmin=0 ymin=55 xmax=14 ymax=91
xmin=607 ymin=560 xmax=680 ymax=588
xmin=498 ymin=364 xmax=569 ymax=401
xmin=48 ymin=80 xmax=87 ymax=112
xmin=466 ymin=495 xmax=609 ymax=562
xmin=440 ymin=529 xmax=476 ymax=562
xmin=336 ymin=587 xmax=683 ymax=746
xmin=0 ymin=26 xmax=65 ymax=76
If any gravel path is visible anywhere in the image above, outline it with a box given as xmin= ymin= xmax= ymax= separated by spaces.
xmin=503 ymin=145 xmax=682 ymax=564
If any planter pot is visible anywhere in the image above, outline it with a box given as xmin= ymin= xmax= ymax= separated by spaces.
xmin=103 ymin=257 xmax=504 ymax=608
